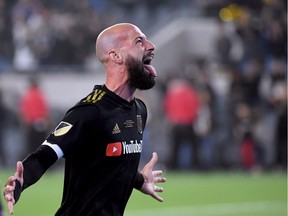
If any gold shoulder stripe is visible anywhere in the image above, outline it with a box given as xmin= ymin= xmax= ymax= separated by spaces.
xmin=53 ymin=121 xmax=73 ymax=136
xmin=83 ymin=89 xmax=106 ymax=103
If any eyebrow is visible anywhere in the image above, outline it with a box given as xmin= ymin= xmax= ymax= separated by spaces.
xmin=135 ymin=35 xmax=147 ymax=42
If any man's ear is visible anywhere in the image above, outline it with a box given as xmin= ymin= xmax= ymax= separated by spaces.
xmin=109 ymin=51 xmax=123 ymax=63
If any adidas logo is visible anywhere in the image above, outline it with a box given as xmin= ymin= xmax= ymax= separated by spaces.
xmin=112 ymin=123 xmax=121 ymax=134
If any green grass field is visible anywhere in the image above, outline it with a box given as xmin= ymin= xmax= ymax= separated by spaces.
xmin=0 ymin=169 xmax=286 ymax=216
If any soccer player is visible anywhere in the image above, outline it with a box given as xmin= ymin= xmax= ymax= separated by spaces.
xmin=3 ymin=23 xmax=166 ymax=216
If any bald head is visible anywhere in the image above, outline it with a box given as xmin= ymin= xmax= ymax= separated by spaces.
xmin=94 ymin=23 xmax=157 ymax=96
xmin=95 ymin=23 xmax=141 ymax=63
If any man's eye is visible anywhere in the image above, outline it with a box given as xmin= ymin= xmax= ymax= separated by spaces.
xmin=136 ymin=39 xmax=143 ymax=44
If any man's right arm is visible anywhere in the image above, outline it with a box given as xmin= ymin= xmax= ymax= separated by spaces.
xmin=3 ymin=144 xmax=61 ymax=214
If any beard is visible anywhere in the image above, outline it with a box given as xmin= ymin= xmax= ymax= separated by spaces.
xmin=126 ymin=55 xmax=156 ymax=90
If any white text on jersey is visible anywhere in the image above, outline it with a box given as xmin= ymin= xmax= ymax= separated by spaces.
xmin=122 ymin=140 xmax=142 ymax=154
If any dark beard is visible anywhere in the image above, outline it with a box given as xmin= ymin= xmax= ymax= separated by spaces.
xmin=126 ymin=56 xmax=156 ymax=90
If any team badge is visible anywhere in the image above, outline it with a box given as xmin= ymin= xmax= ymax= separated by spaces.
xmin=53 ymin=121 xmax=73 ymax=136
xmin=136 ymin=115 xmax=143 ymax=134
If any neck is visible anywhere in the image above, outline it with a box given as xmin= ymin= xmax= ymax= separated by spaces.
xmin=105 ymin=78 xmax=136 ymax=102
xmin=103 ymin=63 xmax=137 ymax=102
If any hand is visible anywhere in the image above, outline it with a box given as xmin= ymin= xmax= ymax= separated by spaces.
xmin=3 ymin=161 xmax=24 ymax=214
xmin=139 ymin=152 xmax=166 ymax=202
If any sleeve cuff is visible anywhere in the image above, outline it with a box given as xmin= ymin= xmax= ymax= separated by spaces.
xmin=14 ymin=179 xmax=23 ymax=203
xmin=134 ymin=172 xmax=144 ymax=190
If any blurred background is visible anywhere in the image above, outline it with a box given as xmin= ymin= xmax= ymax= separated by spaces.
xmin=0 ymin=0 xmax=287 ymax=215
xmin=0 ymin=0 xmax=286 ymax=172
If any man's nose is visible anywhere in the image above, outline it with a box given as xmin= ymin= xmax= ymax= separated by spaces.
xmin=146 ymin=40 xmax=155 ymax=51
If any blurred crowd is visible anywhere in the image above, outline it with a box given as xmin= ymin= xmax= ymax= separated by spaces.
xmin=0 ymin=0 xmax=117 ymax=71
xmin=156 ymin=0 xmax=287 ymax=171
xmin=0 ymin=0 xmax=176 ymax=72
xmin=0 ymin=0 xmax=286 ymax=173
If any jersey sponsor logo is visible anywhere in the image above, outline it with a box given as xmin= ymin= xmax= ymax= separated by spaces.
xmin=106 ymin=140 xmax=142 ymax=156
xmin=106 ymin=142 xmax=122 ymax=156
xmin=122 ymin=140 xmax=142 ymax=154
xmin=112 ymin=123 xmax=121 ymax=134
xmin=53 ymin=121 xmax=73 ymax=136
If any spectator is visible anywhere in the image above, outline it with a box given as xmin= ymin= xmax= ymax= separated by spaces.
xmin=269 ymin=78 xmax=287 ymax=170
xmin=235 ymin=9 xmax=265 ymax=64
xmin=11 ymin=0 xmax=46 ymax=71
xmin=19 ymin=76 xmax=49 ymax=157
xmin=0 ymin=0 xmax=14 ymax=71
xmin=214 ymin=23 xmax=233 ymax=66
xmin=240 ymin=58 xmax=262 ymax=107
xmin=193 ymin=87 xmax=215 ymax=170
xmin=163 ymin=78 xmax=201 ymax=170
xmin=233 ymin=102 xmax=256 ymax=170
xmin=263 ymin=19 xmax=287 ymax=60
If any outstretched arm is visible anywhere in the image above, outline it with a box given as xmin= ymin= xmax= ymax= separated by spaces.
xmin=139 ymin=152 xmax=166 ymax=202
xmin=3 ymin=145 xmax=59 ymax=214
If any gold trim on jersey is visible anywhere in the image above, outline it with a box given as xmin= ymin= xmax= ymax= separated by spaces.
xmin=83 ymin=89 xmax=106 ymax=103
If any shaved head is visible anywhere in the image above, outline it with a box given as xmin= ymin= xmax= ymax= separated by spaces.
xmin=95 ymin=23 xmax=140 ymax=63
xmin=94 ymin=23 xmax=157 ymax=95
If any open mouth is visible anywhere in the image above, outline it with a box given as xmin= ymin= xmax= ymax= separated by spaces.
xmin=143 ymin=55 xmax=157 ymax=77
xmin=143 ymin=55 xmax=153 ymax=65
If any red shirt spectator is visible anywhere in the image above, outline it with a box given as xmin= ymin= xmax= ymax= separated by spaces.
xmin=163 ymin=79 xmax=201 ymax=125
xmin=20 ymin=79 xmax=48 ymax=124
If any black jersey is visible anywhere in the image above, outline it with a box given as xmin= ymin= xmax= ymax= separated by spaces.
xmin=46 ymin=85 xmax=147 ymax=216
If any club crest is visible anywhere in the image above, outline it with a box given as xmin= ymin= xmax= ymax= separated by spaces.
xmin=136 ymin=115 xmax=143 ymax=134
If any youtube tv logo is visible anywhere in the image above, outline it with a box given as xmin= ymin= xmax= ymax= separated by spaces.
xmin=106 ymin=142 xmax=122 ymax=156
